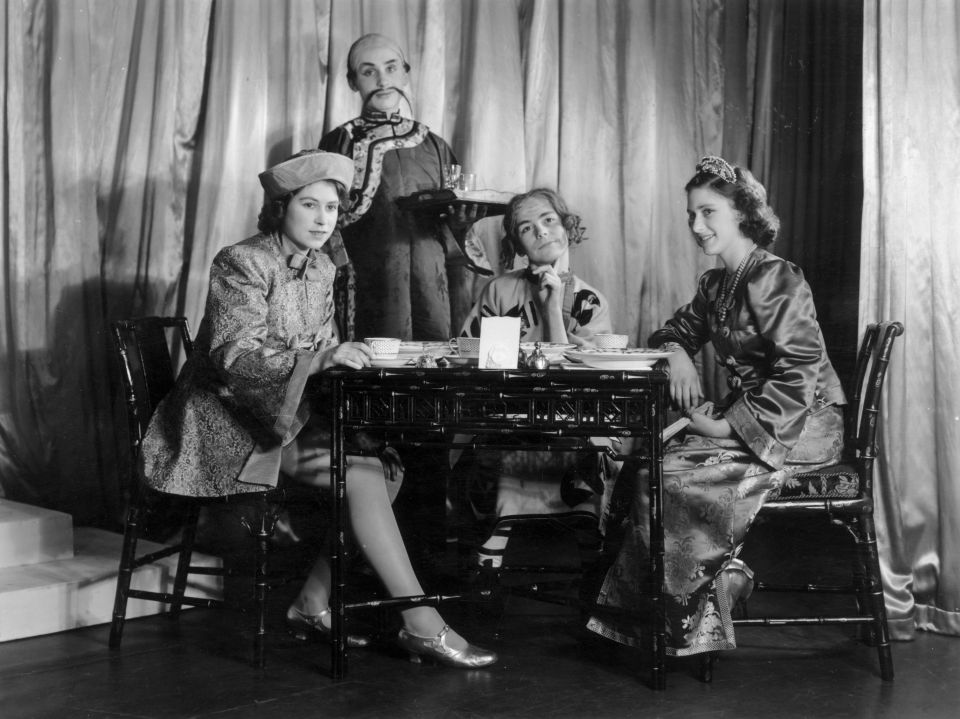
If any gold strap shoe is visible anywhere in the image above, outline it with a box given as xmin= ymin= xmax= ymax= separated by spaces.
xmin=397 ymin=625 xmax=498 ymax=668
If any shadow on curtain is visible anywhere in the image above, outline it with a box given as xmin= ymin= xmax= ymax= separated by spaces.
xmin=2 ymin=1 xmax=924 ymax=637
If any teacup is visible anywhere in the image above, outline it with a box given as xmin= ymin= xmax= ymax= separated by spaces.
xmin=364 ymin=337 xmax=401 ymax=359
xmin=594 ymin=333 xmax=629 ymax=350
xmin=449 ymin=336 xmax=481 ymax=358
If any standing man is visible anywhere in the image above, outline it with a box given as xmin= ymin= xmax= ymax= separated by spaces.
xmin=320 ymin=33 xmax=478 ymax=341
xmin=320 ymin=33 xmax=483 ymax=572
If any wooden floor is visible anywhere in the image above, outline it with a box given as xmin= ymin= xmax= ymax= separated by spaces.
xmin=1 ymin=512 xmax=958 ymax=719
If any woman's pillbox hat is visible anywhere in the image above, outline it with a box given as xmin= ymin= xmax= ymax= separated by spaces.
xmin=258 ymin=151 xmax=355 ymax=200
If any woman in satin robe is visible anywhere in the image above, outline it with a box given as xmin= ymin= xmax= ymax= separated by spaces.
xmin=140 ymin=150 xmax=496 ymax=668
xmin=587 ymin=156 xmax=846 ymax=657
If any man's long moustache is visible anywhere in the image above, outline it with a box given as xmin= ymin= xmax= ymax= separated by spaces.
xmin=361 ymin=87 xmax=412 ymax=112
xmin=363 ymin=87 xmax=413 ymax=112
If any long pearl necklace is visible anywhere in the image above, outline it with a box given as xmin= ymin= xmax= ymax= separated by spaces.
xmin=716 ymin=251 xmax=752 ymax=325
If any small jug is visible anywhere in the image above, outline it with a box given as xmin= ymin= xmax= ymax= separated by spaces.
xmin=526 ymin=342 xmax=549 ymax=370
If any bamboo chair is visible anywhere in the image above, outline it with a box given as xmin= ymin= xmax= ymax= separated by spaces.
xmin=108 ymin=316 xmax=320 ymax=667
xmin=701 ymin=320 xmax=903 ymax=682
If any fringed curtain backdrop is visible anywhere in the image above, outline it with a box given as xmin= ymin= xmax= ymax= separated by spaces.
xmin=861 ymin=0 xmax=960 ymax=638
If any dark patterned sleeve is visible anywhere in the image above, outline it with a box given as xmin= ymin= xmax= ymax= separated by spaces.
xmin=332 ymin=262 xmax=356 ymax=342
xmin=723 ymin=262 xmax=824 ymax=468
xmin=648 ymin=272 xmax=713 ymax=354
xmin=318 ymin=126 xmax=353 ymax=155
xmin=205 ymin=246 xmax=315 ymax=444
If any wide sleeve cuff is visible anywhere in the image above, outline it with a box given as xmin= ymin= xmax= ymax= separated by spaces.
xmin=273 ymin=350 xmax=315 ymax=445
xmin=724 ymin=398 xmax=789 ymax=469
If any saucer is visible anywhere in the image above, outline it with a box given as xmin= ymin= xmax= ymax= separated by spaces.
xmin=370 ymin=357 xmax=411 ymax=368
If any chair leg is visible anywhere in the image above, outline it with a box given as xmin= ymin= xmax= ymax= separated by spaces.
xmin=699 ymin=652 xmax=715 ymax=683
xmin=250 ymin=496 xmax=280 ymax=669
xmin=571 ymin=514 xmax=602 ymax=568
xmin=169 ymin=502 xmax=201 ymax=620
xmin=469 ymin=564 xmax=508 ymax=639
xmin=858 ymin=514 xmax=894 ymax=681
xmin=851 ymin=553 xmax=874 ymax=646
xmin=109 ymin=494 xmax=144 ymax=649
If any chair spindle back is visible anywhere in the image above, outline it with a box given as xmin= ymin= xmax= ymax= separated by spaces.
xmin=847 ymin=321 xmax=903 ymax=495
xmin=111 ymin=317 xmax=193 ymax=453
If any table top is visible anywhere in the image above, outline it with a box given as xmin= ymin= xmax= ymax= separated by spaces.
xmin=318 ymin=366 xmax=668 ymax=440
xmin=322 ymin=365 xmax=668 ymax=385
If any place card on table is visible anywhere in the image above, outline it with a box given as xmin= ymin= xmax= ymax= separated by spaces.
xmin=478 ymin=316 xmax=521 ymax=369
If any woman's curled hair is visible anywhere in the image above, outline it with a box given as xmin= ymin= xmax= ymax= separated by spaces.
xmin=685 ymin=166 xmax=780 ymax=246
xmin=500 ymin=187 xmax=587 ymax=269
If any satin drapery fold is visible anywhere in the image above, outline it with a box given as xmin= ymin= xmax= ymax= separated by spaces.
xmin=1 ymin=0 xmax=213 ymax=523
xmin=3 ymin=0 xmax=955 ymax=642
xmin=861 ymin=0 xmax=960 ymax=639
xmin=1 ymin=0 xmax=727 ymax=526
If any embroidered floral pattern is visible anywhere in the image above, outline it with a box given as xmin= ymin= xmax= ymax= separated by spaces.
xmin=140 ymin=233 xmax=340 ymax=497
xmin=587 ymin=250 xmax=848 ymax=656
xmin=339 ymin=117 xmax=429 ymax=226
xmin=587 ymin=425 xmax=843 ymax=657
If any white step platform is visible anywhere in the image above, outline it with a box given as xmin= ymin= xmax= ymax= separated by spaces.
xmin=0 ymin=499 xmax=222 ymax=642
xmin=0 ymin=499 xmax=73 ymax=569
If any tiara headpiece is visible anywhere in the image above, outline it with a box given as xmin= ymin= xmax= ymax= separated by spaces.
xmin=696 ymin=155 xmax=736 ymax=184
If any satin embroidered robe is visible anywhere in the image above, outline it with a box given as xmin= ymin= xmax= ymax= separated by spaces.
xmin=320 ymin=112 xmax=459 ymax=341
xmin=588 ymin=248 xmax=847 ymax=656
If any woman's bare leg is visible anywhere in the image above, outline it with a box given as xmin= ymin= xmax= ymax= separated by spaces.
xmin=291 ymin=557 xmax=331 ymax=616
xmin=287 ymin=451 xmax=466 ymax=648
xmin=339 ymin=462 xmax=463 ymax=644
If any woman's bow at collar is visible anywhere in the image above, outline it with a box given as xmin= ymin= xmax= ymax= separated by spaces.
xmin=288 ymin=251 xmax=326 ymax=281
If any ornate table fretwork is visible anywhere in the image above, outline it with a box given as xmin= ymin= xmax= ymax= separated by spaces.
xmin=319 ymin=366 xmax=669 ymax=688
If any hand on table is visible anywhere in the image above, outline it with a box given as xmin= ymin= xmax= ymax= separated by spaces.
xmin=665 ymin=350 xmax=703 ymax=411
xmin=315 ymin=341 xmax=373 ymax=371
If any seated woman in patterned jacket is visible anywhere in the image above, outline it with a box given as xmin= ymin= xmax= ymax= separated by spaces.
xmin=139 ymin=150 xmax=496 ymax=669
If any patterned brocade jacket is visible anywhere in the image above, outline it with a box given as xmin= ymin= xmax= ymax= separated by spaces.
xmin=139 ymin=232 xmax=345 ymax=497
xmin=650 ymin=247 xmax=846 ymax=470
